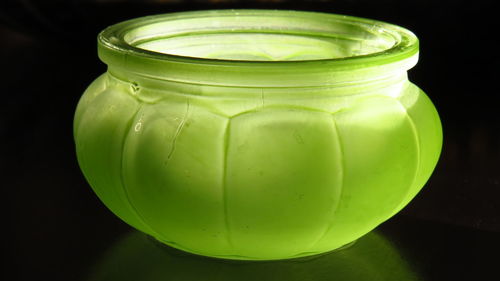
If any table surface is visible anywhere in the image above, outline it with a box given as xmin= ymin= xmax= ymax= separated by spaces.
xmin=5 ymin=214 xmax=499 ymax=281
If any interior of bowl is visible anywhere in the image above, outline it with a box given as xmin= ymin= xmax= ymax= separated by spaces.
xmin=123 ymin=11 xmax=402 ymax=62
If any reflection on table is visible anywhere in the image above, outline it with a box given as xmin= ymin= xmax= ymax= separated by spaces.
xmin=88 ymin=230 xmax=420 ymax=281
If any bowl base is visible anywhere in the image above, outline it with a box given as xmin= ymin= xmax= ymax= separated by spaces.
xmin=147 ymin=235 xmax=357 ymax=262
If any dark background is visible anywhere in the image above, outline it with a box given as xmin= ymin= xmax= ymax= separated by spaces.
xmin=1 ymin=1 xmax=499 ymax=281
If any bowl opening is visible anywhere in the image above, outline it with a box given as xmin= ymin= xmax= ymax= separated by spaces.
xmin=123 ymin=11 xmax=401 ymax=62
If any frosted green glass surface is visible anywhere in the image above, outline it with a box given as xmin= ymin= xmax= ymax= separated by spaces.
xmin=74 ymin=10 xmax=442 ymax=260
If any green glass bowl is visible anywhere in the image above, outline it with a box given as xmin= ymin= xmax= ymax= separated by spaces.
xmin=74 ymin=9 xmax=442 ymax=260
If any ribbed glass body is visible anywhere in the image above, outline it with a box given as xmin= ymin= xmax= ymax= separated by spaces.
xmin=74 ymin=10 xmax=442 ymax=260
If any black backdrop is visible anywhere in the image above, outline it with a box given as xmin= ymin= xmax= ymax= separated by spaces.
xmin=1 ymin=1 xmax=499 ymax=280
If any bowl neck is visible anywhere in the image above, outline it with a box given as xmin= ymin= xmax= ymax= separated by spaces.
xmin=106 ymin=67 xmax=410 ymax=102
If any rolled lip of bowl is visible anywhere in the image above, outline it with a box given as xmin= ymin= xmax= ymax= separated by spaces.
xmin=97 ymin=9 xmax=419 ymax=87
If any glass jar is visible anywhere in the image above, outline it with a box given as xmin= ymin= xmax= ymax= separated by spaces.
xmin=74 ymin=10 xmax=442 ymax=260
